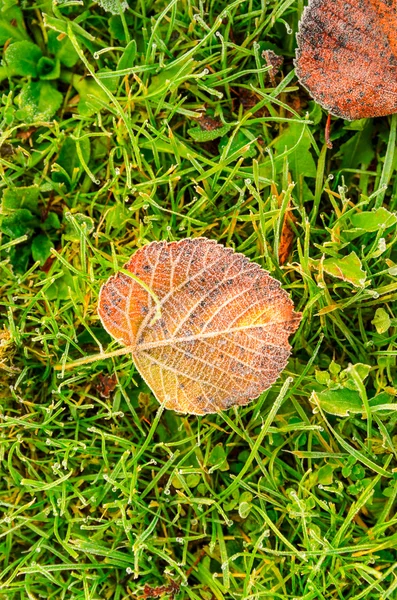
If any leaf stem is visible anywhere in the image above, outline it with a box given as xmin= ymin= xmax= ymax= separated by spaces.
xmin=55 ymin=345 xmax=134 ymax=371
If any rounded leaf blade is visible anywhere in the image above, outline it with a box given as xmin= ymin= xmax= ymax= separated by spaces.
xmin=99 ymin=239 xmax=301 ymax=414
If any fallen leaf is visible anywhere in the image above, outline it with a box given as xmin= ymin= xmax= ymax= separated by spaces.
xmin=295 ymin=0 xmax=397 ymax=120
xmin=98 ymin=238 xmax=301 ymax=415
xmin=279 ymin=209 xmax=297 ymax=265
xmin=197 ymin=114 xmax=223 ymax=131
xmin=262 ymin=49 xmax=284 ymax=85
xmin=96 ymin=373 xmax=117 ymax=398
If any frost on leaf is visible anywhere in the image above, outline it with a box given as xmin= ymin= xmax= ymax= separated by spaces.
xmin=96 ymin=0 xmax=129 ymax=14
xmin=98 ymin=239 xmax=302 ymax=415
xmin=295 ymin=0 xmax=397 ymax=120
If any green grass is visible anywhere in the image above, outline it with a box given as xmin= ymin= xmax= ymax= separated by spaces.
xmin=1 ymin=0 xmax=397 ymax=598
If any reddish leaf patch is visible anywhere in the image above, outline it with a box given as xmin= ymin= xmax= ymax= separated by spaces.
xmin=295 ymin=0 xmax=397 ymax=120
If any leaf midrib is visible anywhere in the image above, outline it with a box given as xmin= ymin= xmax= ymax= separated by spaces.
xmin=136 ymin=319 xmax=290 ymax=352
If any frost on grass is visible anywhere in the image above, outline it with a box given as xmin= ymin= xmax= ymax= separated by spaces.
xmin=96 ymin=0 xmax=129 ymax=14
xmin=98 ymin=238 xmax=301 ymax=415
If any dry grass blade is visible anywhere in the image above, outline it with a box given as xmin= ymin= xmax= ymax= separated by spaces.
xmin=98 ymin=238 xmax=301 ymax=414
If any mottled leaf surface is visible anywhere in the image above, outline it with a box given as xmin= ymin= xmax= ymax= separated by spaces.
xmin=99 ymin=239 xmax=301 ymax=414
xmin=295 ymin=0 xmax=397 ymax=120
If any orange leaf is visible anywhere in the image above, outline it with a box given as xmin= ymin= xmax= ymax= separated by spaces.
xmin=98 ymin=238 xmax=301 ymax=415
xmin=278 ymin=211 xmax=297 ymax=265
xmin=295 ymin=0 xmax=397 ymax=120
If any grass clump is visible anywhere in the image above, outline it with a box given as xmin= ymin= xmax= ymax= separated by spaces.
xmin=0 ymin=0 xmax=397 ymax=598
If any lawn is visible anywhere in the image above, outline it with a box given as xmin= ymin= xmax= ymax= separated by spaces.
xmin=0 ymin=0 xmax=397 ymax=598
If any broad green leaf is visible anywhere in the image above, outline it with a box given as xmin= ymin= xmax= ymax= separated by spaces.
xmin=317 ymin=464 xmax=334 ymax=485
xmin=238 ymin=491 xmax=253 ymax=518
xmin=311 ymin=388 xmax=363 ymax=417
xmin=54 ymin=136 xmax=91 ymax=179
xmin=37 ymin=56 xmax=60 ymax=80
xmin=148 ymin=60 xmax=196 ymax=96
xmin=108 ymin=13 xmax=134 ymax=41
xmin=0 ymin=208 xmax=39 ymax=238
xmin=9 ymin=242 xmax=31 ymax=273
xmin=117 ymin=39 xmax=137 ymax=70
xmin=238 ymin=501 xmax=252 ymax=519
xmin=329 ymin=360 xmax=341 ymax=376
xmin=98 ymin=68 xmax=119 ymax=92
xmin=338 ymin=123 xmax=375 ymax=170
xmin=16 ymin=81 xmax=63 ymax=123
xmin=274 ymin=122 xmax=317 ymax=179
xmin=369 ymin=391 xmax=395 ymax=409
xmin=315 ymin=370 xmax=331 ymax=385
xmin=105 ymin=204 xmax=130 ymax=232
xmin=223 ymin=489 xmax=239 ymax=512
xmin=322 ymin=251 xmax=367 ymax=287
xmin=47 ymin=30 xmax=79 ymax=67
xmin=208 ymin=444 xmax=229 ymax=471
xmin=219 ymin=130 xmax=256 ymax=158
xmin=64 ymin=213 xmax=94 ymax=241
xmin=0 ymin=4 xmax=28 ymax=46
xmin=31 ymin=234 xmax=53 ymax=266
xmin=2 ymin=185 xmax=40 ymax=213
xmin=171 ymin=475 xmax=184 ymax=489
xmin=46 ymin=270 xmax=76 ymax=301
xmin=350 ymin=207 xmax=397 ymax=232
xmin=70 ymin=77 xmax=109 ymax=116
xmin=186 ymin=474 xmax=200 ymax=488
xmin=308 ymin=101 xmax=323 ymax=125
xmin=343 ymin=363 xmax=371 ymax=382
xmin=5 ymin=41 xmax=43 ymax=77
xmin=371 ymin=308 xmax=391 ymax=334
xmin=97 ymin=0 xmax=129 ymax=14
xmin=188 ymin=124 xmax=231 ymax=142
xmin=42 ymin=212 xmax=61 ymax=231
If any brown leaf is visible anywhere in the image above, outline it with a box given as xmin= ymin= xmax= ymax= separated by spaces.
xmin=198 ymin=114 xmax=223 ymax=131
xmin=278 ymin=211 xmax=297 ymax=265
xmin=262 ymin=50 xmax=284 ymax=86
xmin=295 ymin=0 xmax=397 ymax=120
xmin=96 ymin=373 xmax=117 ymax=398
xmin=98 ymin=239 xmax=301 ymax=415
